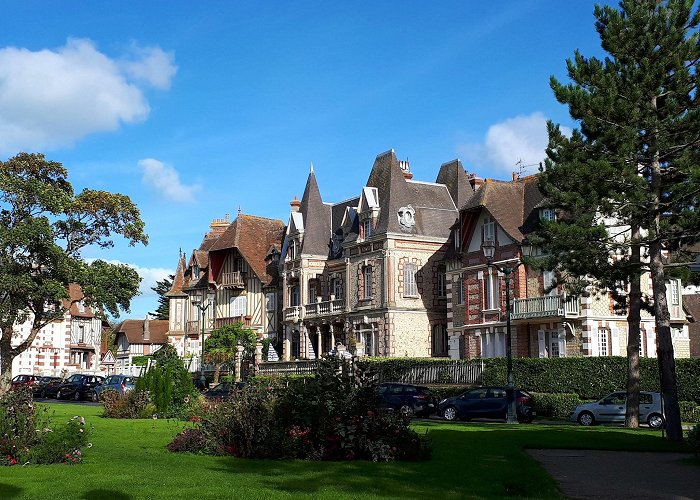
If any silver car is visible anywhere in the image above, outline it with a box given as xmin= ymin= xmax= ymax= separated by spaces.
xmin=90 ymin=374 xmax=138 ymax=401
xmin=570 ymin=391 xmax=664 ymax=428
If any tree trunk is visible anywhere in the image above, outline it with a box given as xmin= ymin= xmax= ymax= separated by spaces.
xmin=0 ymin=327 xmax=17 ymax=395
xmin=649 ymin=242 xmax=683 ymax=441
xmin=213 ymin=363 xmax=221 ymax=385
xmin=625 ymin=237 xmax=641 ymax=428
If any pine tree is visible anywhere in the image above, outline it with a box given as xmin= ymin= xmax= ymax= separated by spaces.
xmin=150 ymin=275 xmax=174 ymax=320
xmin=538 ymin=0 xmax=700 ymax=441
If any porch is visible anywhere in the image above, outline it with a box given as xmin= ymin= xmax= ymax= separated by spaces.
xmin=304 ymin=298 xmax=346 ymax=319
xmin=511 ymin=295 xmax=580 ymax=321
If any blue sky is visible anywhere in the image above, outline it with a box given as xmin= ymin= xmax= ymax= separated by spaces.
xmin=1 ymin=0 xmax=609 ymax=320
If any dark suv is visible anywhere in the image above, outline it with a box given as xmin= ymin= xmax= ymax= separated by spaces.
xmin=56 ymin=374 xmax=104 ymax=401
xmin=437 ymin=386 xmax=534 ymax=422
xmin=378 ymin=382 xmax=436 ymax=417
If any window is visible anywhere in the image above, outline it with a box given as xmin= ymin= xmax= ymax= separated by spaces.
xmin=230 ymin=295 xmax=247 ymax=317
xmin=541 ymin=208 xmax=556 ymax=221
xmin=78 ymin=301 xmax=85 ymax=314
xmin=333 ymin=278 xmax=344 ymax=299
xmin=455 ymin=277 xmax=464 ymax=305
xmin=308 ymin=279 xmax=318 ymax=304
xmin=291 ymin=330 xmax=300 ymax=359
xmin=543 ymin=270 xmax=556 ymax=296
xmin=362 ymin=219 xmax=372 ymax=239
xmin=78 ymin=325 xmax=85 ymax=343
xmin=485 ymin=271 xmax=500 ymax=310
xmin=454 ymin=227 xmax=461 ymax=251
xmin=481 ymin=331 xmax=505 ymax=358
xmin=639 ymin=331 xmax=645 ymax=357
xmin=266 ymin=293 xmax=276 ymax=312
xmin=437 ymin=267 xmax=446 ymax=298
xmin=404 ymin=263 xmax=418 ymax=297
xmin=670 ymin=280 xmax=679 ymax=305
xmin=550 ymin=332 xmax=565 ymax=358
xmin=363 ymin=266 xmax=373 ymax=299
xmin=289 ymin=286 xmax=300 ymax=307
xmin=432 ymin=324 xmax=448 ymax=357
xmin=483 ymin=217 xmax=495 ymax=242
xmin=598 ymin=328 xmax=609 ymax=356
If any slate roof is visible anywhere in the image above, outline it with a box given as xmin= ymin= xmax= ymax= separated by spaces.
xmin=116 ymin=319 xmax=169 ymax=345
xmin=209 ymin=214 xmax=285 ymax=286
xmin=165 ymin=253 xmax=188 ymax=298
xmin=462 ymin=175 xmax=544 ymax=242
xmin=298 ymin=170 xmax=332 ymax=257
xmin=436 ymin=159 xmax=475 ymax=210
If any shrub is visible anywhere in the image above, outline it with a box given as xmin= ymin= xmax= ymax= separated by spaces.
xmin=679 ymin=401 xmax=700 ymax=423
xmin=169 ymin=358 xmax=432 ymax=462
xmin=0 ymin=388 xmax=90 ymax=466
xmin=531 ymin=392 xmax=583 ymax=419
xmin=687 ymin=425 xmax=700 ymax=457
xmin=101 ymin=389 xmax=153 ymax=419
xmin=132 ymin=359 xmax=198 ymax=419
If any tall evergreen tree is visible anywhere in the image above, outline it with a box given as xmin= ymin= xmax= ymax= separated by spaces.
xmin=150 ymin=275 xmax=174 ymax=320
xmin=537 ymin=0 xmax=700 ymax=441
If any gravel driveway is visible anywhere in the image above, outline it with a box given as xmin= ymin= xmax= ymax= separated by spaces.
xmin=528 ymin=449 xmax=699 ymax=499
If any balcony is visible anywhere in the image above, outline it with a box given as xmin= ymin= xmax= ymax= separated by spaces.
xmin=220 ymin=271 xmax=246 ymax=288
xmin=511 ymin=294 xmax=580 ymax=321
xmin=284 ymin=306 xmax=303 ymax=323
xmin=304 ymin=298 xmax=346 ymax=319
xmin=214 ymin=316 xmax=252 ymax=329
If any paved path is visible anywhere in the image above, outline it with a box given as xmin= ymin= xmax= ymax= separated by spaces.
xmin=528 ymin=449 xmax=699 ymax=499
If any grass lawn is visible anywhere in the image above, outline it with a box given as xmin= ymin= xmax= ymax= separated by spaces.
xmin=0 ymin=404 xmax=689 ymax=499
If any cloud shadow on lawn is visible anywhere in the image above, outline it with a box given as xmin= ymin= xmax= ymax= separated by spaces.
xmin=82 ymin=489 xmax=133 ymax=500
xmin=0 ymin=483 xmax=22 ymax=498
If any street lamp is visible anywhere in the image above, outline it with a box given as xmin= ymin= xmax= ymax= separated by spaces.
xmin=482 ymin=238 xmax=533 ymax=424
xmin=192 ymin=289 xmax=215 ymax=389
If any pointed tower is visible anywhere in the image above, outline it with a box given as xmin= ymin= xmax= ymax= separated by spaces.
xmin=299 ymin=165 xmax=331 ymax=257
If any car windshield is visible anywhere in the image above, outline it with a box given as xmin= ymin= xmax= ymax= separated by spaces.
xmin=67 ymin=375 xmax=84 ymax=382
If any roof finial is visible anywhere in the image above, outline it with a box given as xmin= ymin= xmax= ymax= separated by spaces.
xmin=238 ymin=206 xmax=242 ymax=216
xmin=310 ymin=162 xmax=314 ymax=174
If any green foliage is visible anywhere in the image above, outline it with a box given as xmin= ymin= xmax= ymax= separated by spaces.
xmin=132 ymin=358 xmax=197 ymax=419
xmin=531 ymin=393 xmax=584 ymax=419
xmin=169 ymin=358 xmax=431 ymax=461
xmin=205 ymin=322 xmax=257 ymax=356
xmin=679 ymin=401 xmax=700 ymax=424
xmin=131 ymin=356 xmax=149 ymax=366
xmin=0 ymin=152 xmax=147 ymax=391
xmin=0 ymin=388 xmax=89 ymax=465
xmin=101 ymin=390 xmax=155 ymax=419
xmin=150 ymin=274 xmax=174 ymax=320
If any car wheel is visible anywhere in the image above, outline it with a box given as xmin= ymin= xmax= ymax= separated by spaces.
xmin=443 ymin=406 xmax=458 ymax=421
xmin=56 ymin=389 xmax=63 ymax=400
xmin=578 ymin=411 xmax=595 ymax=426
xmin=74 ymin=391 xmax=81 ymax=401
xmin=399 ymin=404 xmax=413 ymax=415
xmin=41 ymin=388 xmax=47 ymax=398
xmin=647 ymin=413 xmax=665 ymax=429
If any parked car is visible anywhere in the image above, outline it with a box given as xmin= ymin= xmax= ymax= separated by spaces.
xmin=55 ymin=374 xmax=104 ymax=401
xmin=377 ymin=382 xmax=437 ymax=417
xmin=32 ymin=376 xmax=63 ymax=398
xmin=438 ymin=386 xmax=534 ymax=422
xmin=570 ymin=391 xmax=664 ymax=428
xmin=88 ymin=375 xmax=138 ymax=402
xmin=11 ymin=374 xmax=38 ymax=391
xmin=202 ymin=381 xmax=246 ymax=401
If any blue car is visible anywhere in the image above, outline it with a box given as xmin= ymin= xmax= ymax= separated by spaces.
xmin=89 ymin=374 xmax=138 ymax=402
xmin=437 ymin=386 xmax=534 ymax=422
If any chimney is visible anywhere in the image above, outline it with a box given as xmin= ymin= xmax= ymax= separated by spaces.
xmin=398 ymin=159 xmax=413 ymax=180
xmin=468 ymin=173 xmax=484 ymax=190
xmin=290 ymin=195 xmax=301 ymax=213
xmin=144 ymin=315 xmax=150 ymax=342
xmin=207 ymin=214 xmax=230 ymax=239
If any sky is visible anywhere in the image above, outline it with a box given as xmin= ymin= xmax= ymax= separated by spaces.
xmin=1 ymin=0 xmax=612 ymax=320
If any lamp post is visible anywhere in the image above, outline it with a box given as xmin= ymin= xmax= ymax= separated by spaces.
xmin=192 ymin=289 xmax=215 ymax=389
xmin=482 ymin=239 xmax=532 ymax=424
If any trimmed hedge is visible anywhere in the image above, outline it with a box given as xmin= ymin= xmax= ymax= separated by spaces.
xmin=530 ymin=392 xmax=584 ymax=419
xmin=680 ymin=401 xmax=700 ymax=423
xmin=360 ymin=356 xmax=700 ymax=403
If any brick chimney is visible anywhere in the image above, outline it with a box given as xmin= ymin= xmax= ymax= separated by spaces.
xmin=206 ymin=214 xmax=230 ymax=239
xmin=290 ymin=196 xmax=301 ymax=213
xmin=143 ymin=315 xmax=150 ymax=342
xmin=468 ymin=173 xmax=484 ymax=190
xmin=398 ymin=159 xmax=413 ymax=180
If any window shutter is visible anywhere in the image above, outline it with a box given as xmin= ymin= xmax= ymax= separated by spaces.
xmin=557 ymin=329 xmax=567 ymax=358
xmin=537 ymin=330 xmax=546 ymax=358
xmin=611 ymin=328 xmax=620 ymax=356
xmin=646 ymin=330 xmax=656 ymax=357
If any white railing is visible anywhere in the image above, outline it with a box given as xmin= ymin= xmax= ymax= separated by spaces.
xmin=221 ymin=271 xmax=245 ymax=287
xmin=284 ymin=306 xmax=302 ymax=322
xmin=304 ymin=299 xmax=345 ymax=318
xmin=511 ymin=294 xmax=579 ymax=320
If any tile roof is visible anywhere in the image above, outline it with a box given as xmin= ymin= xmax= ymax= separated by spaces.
xmin=209 ymin=214 xmax=285 ymax=286
xmin=116 ymin=319 xmax=169 ymax=345
xmin=462 ymin=175 xmax=543 ymax=242
xmin=64 ymin=283 xmax=96 ymax=318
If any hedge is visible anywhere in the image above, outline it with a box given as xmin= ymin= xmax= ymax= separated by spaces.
xmin=360 ymin=356 xmax=700 ymax=403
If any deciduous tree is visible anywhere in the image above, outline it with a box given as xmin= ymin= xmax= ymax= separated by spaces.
xmin=0 ymin=153 xmax=147 ymax=393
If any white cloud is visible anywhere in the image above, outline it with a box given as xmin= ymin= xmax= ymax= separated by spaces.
xmin=0 ymin=38 xmax=177 ymax=154
xmin=459 ymin=112 xmax=571 ymax=178
xmin=119 ymin=45 xmax=177 ymax=90
xmin=138 ymin=158 xmax=200 ymax=203
xmin=88 ymin=258 xmax=173 ymax=298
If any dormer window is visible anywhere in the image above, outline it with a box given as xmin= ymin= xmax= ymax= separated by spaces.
xmin=540 ymin=208 xmax=556 ymax=222
xmin=454 ymin=228 xmax=461 ymax=251
xmin=193 ymin=264 xmax=200 ymax=277
xmin=362 ymin=219 xmax=372 ymax=239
